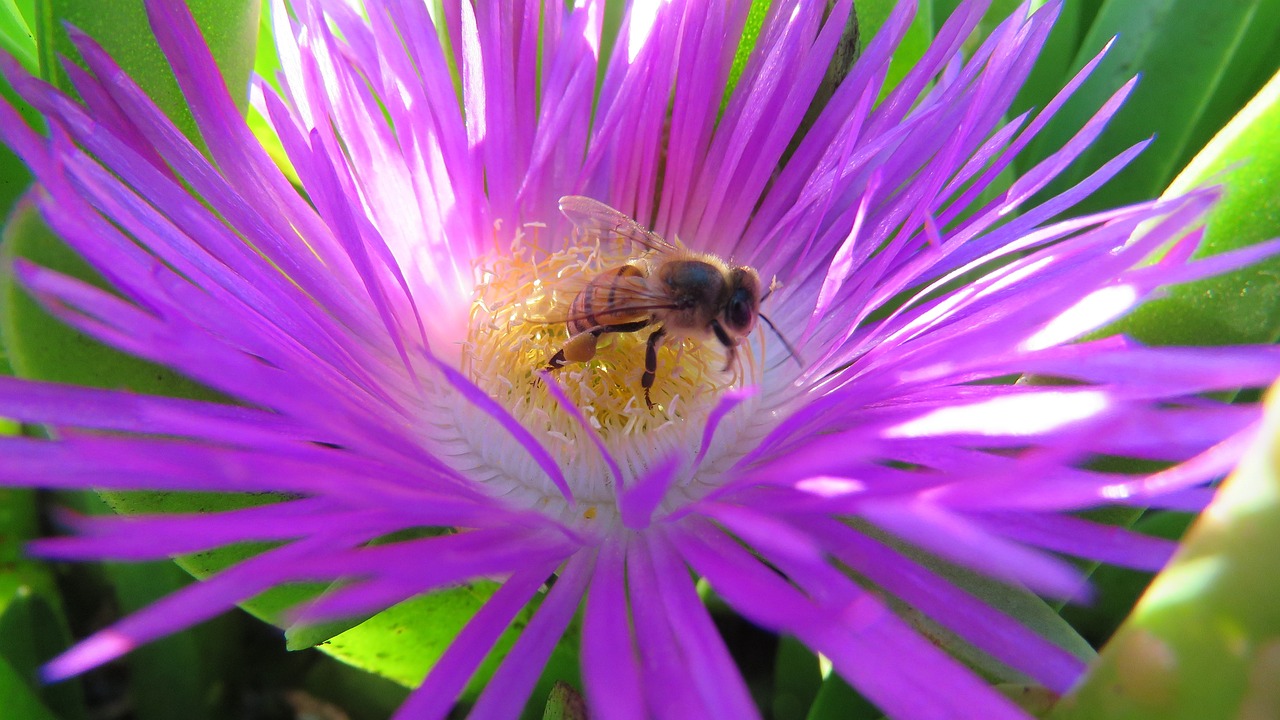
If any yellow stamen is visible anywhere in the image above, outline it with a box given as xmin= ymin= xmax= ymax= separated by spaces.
xmin=464 ymin=226 xmax=749 ymax=447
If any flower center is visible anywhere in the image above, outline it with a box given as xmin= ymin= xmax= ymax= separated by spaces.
xmin=448 ymin=222 xmax=771 ymax=515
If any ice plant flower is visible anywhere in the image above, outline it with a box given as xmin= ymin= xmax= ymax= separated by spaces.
xmin=2 ymin=0 xmax=1279 ymax=717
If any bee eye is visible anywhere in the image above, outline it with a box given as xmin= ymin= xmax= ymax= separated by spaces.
xmin=726 ymin=289 xmax=755 ymax=332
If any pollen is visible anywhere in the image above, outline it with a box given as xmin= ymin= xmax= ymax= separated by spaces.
xmin=461 ymin=224 xmax=755 ymax=481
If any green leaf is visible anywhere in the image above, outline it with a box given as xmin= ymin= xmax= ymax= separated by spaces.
xmin=855 ymin=520 xmax=1095 ymax=685
xmin=304 ymin=656 xmax=410 ymax=720
xmin=724 ymin=0 xmax=770 ymax=105
xmin=0 ymin=200 xmax=227 ymax=398
xmin=1171 ymin=1 xmax=1280 ymax=175
xmin=4 ymin=0 xmax=260 ymax=387
xmin=1057 ymin=512 xmax=1194 ymax=647
xmin=1022 ymin=0 xmax=1280 ymax=216
xmin=728 ymin=1 xmax=932 ymax=114
xmin=298 ymin=581 xmax=582 ymax=716
xmin=0 ymin=0 xmax=41 ymax=227
xmin=0 ymin=0 xmax=36 ymax=71
xmin=246 ymin=3 xmax=297 ymax=185
xmin=316 ymin=584 xmax=512 ymax=692
xmin=37 ymin=0 xmax=261 ymax=130
xmin=1011 ymin=1 xmax=1088 ymax=119
xmin=858 ymin=0 xmax=933 ymax=99
xmin=1049 ymin=385 xmax=1280 ymax=719
xmin=3 ymin=0 xmax=262 ymax=387
xmin=932 ymin=0 xmax=1026 ymax=52
xmin=995 ymin=684 xmax=1061 ymax=716
xmin=0 ymin=0 xmax=299 ymax=654
xmin=1108 ymin=67 xmax=1280 ymax=347
xmin=0 ymin=653 xmax=61 ymax=720
xmin=806 ymin=671 xmax=879 ymax=720
xmin=47 ymin=490 xmax=245 ymax=720
xmin=0 ymin=488 xmax=86 ymax=720
xmin=106 ymin=561 xmax=235 ymax=720
xmin=773 ymin=636 xmax=822 ymax=720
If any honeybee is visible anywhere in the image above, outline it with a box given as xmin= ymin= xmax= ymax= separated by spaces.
xmin=545 ymin=196 xmax=794 ymax=409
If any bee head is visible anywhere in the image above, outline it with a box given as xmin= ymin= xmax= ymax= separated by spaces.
xmin=722 ymin=266 xmax=761 ymax=336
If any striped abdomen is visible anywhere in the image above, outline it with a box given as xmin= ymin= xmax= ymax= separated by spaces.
xmin=567 ymin=264 xmax=651 ymax=333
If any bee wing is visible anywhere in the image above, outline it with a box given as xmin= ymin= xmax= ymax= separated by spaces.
xmin=539 ymin=269 xmax=678 ymax=327
xmin=559 ymin=196 xmax=680 ymax=254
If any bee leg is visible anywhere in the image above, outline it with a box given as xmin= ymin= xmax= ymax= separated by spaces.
xmin=552 ymin=331 xmax=601 ymax=368
xmin=641 ymin=326 xmax=667 ymax=409
xmin=545 ymin=349 xmax=569 ymax=372
xmin=722 ymin=342 xmax=738 ymax=373
xmin=709 ymin=319 xmax=737 ymax=372
xmin=545 ymin=320 xmax=653 ymax=372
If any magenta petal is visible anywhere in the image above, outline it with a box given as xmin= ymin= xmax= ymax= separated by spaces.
xmin=44 ymin=530 xmax=375 ymax=682
xmin=581 ymin=534 xmax=646 ymax=720
xmin=808 ymin=517 xmax=1088 ymax=693
xmin=672 ymin=518 xmax=1028 ymax=719
xmin=644 ymin=530 xmax=758 ymax=717
xmin=468 ymin=551 xmax=594 ymax=719
xmin=1 ymin=1 xmax=1278 ymax=718
xmin=619 ymin=454 xmax=680 ymax=530
xmin=394 ymin=566 xmax=555 ymax=720
xmin=858 ymin=500 xmax=1090 ymax=602
xmin=427 ymin=357 xmax=574 ymax=503
xmin=974 ymin=512 xmax=1177 ymax=571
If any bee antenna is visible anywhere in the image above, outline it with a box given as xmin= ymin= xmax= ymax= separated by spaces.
xmin=757 ymin=312 xmax=804 ymax=367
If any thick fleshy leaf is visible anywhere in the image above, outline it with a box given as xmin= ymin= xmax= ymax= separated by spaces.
xmin=246 ymin=5 xmax=295 ymax=183
xmin=302 ymin=581 xmax=580 ymax=712
xmin=1 ymin=0 xmax=334 ymax=656
xmin=0 ymin=0 xmax=38 ymax=223
xmin=106 ymin=561 xmax=234 ymax=720
xmin=40 ymin=0 xmax=260 ymax=130
xmin=0 ymin=654 xmax=61 ymax=720
xmin=302 ymin=655 xmax=410 ymax=720
xmin=0 ymin=199 xmax=224 ymax=397
xmin=849 ymin=519 xmax=1095 ymax=686
xmin=0 ymin=125 xmax=32 ymax=224
xmin=859 ymin=0 xmax=933 ymax=97
xmin=0 ymin=488 xmax=86 ymax=720
xmin=4 ymin=1 xmax=494 ymax=694
xmin=1051 ymin=385 xmax=1280 ymax=719
xmin=725 ymin=0 xmax=770 ymax=101
xmin=1009 ymin=0 xmax=1086 ymax=117
xmin=1171 ymin=1 xmax=1280 ymax=174
xmin=5 ymin=0 xmax=261 ymax=389
xmin=1 ymin=60 xmax=554 ymax=714
xmin=1109 ymin=68 xmax=1280 ymax=346
xmin=932 ymin=0 xmax=1023 ymax=51
xmin=1057 ymin=511 xmax=1194 ymax=648
xmin=806 ymin=672 xmax=880 ymax=720
xmin=773 ymin=636 xmax=823 ymax=720
xmin=299 ymin=584 xmax=505 ymax=689
xmin=1022 ymin=0 xmax=1280 ymax=215
xmin=0 ymin=0 xmax=36 ymax=72
xmin=46 ymin=490 xmax=245 ymax=720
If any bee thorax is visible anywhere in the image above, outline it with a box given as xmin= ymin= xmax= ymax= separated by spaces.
xmin=659 ymin=259 xmax=729 ymax=330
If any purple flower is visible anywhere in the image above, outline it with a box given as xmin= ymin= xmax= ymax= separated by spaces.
xmin=1 ymin=0 xmax=1278 ymax=717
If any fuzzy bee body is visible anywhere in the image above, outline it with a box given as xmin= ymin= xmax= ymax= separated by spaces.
xmin=545 ymin=197 xmax=765 ymax=409
xmin=566 ymin=264 xmax=650 ymax=336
